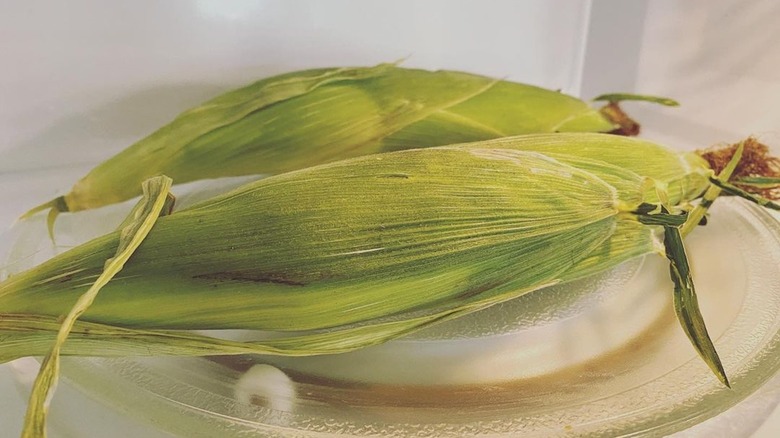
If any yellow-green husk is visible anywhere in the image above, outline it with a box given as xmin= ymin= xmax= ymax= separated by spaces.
xmin=3 ymin=133 xmax=711 ymax=341
xmin=28 ymin=64 xmax=635 ymax=217
xmin=4 ymin=132 xmax=739 ymax=437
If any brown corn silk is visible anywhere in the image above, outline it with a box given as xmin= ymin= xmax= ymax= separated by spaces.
xmin=698 ymin=137 xmax=780 ymax=199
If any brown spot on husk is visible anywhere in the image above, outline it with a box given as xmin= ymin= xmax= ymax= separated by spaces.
xmin=698 ymin=137 xmax=780 ymax=199
xmin=194 ymin=271 xmax=305 ymax=286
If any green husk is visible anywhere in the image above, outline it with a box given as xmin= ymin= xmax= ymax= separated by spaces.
xmin=593 ymin=93 xmax=680 ymax=107
xmin=734 ymin=176 xmax=780 ymax=188
xmin=663 ymin=220 xmax=729 ymax=388
xmin=5 ymin=132 xmax=765 ymax=437
xmin=708 ymin=177 xmax=780 ymax=211
xmin=23 ymin=65 xmax=659 ymax=218
xmin=1 ymin=133 xmax=718 ymax=340
xmin=3 ymin=147 xmax=629 ymax=331
xmin=22 ymin=176 xmax=174 ymax=438
xmin=455 ymin=133 xmax=712 ymax=205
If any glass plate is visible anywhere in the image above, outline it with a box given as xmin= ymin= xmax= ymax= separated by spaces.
xmin=2 ymin=179 xmax=780 ymax=437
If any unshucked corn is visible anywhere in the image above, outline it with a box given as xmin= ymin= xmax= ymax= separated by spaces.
xmin=3 ymin=133 xmax=780 ymax=437
xmin=2 ymin=134 xmax=767 ymax=358
xmin=24 ymin=64 xmax=669 ymax=221
xmin=4 ymin=135 xmax=710 ymax=328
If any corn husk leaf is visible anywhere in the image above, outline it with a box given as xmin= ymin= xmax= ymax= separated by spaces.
xmin=0 ymin=220 xmax=615 ymax=364
xmin=733 ymin=176 xmax=780 ymax=188
xmin=36 ymin=66 xmax=620 ymax=214
xmin=2 ymin=148 xmax=627 ymax=334
xmin=593 ymin=93 xmax=680 ymax=107
xmin=708 ymin=177 xmax=780 ymax=210
xmin=21 ymin=176 xmax=173 ymax=438
xmin=455 ymin=133 xmax=712 ymax=206
xmin=663 ymin=223 xmax=729 ymax=387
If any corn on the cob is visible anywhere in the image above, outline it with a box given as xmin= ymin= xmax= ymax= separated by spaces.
xmin=5 ymin=144 xmax=635 ymax=330
xmin=0 ymin=133 xmax=738 ymax=357
xmin=4 ymin=133 xmax=779 ymax=437
xmin=4 ymin=133 xmax=776 ymax=360
xmin=23 ymin=64 xmax=664 ymax=220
